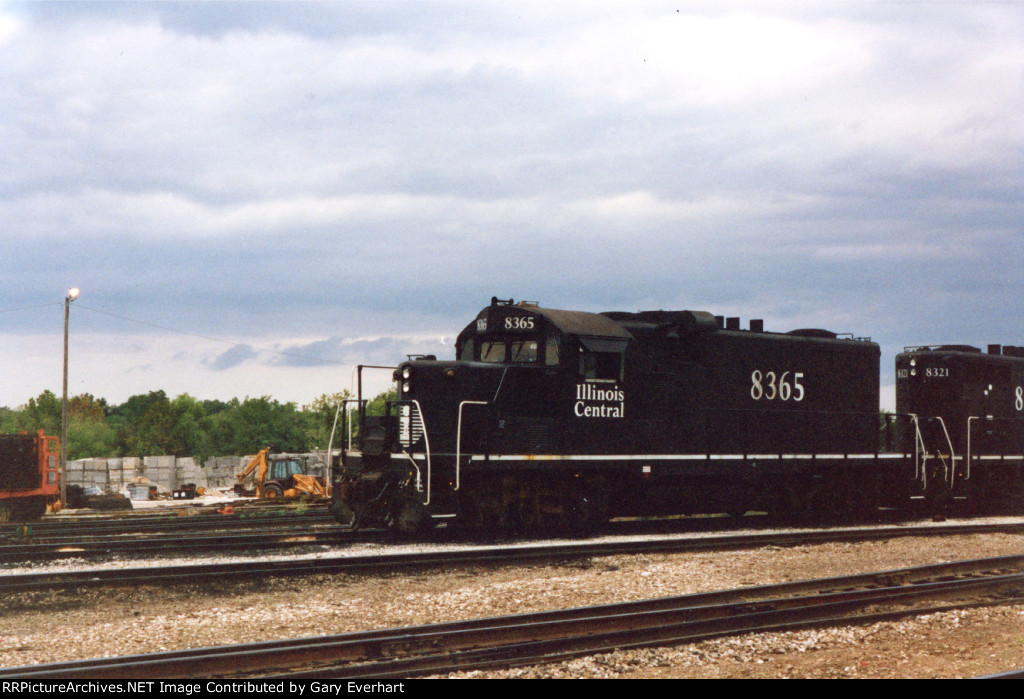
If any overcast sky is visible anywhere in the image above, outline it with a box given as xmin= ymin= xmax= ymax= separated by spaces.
xmin=2 ymin=1 xmax=1022 ymax=410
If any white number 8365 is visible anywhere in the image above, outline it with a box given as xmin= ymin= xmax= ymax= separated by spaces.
xmin=750 ymin=370 xmax=805 ymax=402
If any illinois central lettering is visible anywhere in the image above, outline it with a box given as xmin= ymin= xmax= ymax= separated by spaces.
xmin=574 ymin=384 xmax=625 ymax=418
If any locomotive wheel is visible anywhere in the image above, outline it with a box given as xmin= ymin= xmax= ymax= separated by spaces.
xmin=785 ymin=476 xmax=827 ymax=522
xmin=391 ymin=496 xmax=433 ymax=535
xmin=329 ymin=498 xmax=361 ymax=528
xmin=568 ymin=484 xmax=609 ymax=531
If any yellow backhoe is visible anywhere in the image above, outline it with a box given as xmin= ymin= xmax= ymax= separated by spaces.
xmin=235 ymin=448 xmax=330 ymax=500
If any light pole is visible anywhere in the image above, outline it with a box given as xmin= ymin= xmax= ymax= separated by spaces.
xmin=61 ymin=287 xmax=79 ymax=506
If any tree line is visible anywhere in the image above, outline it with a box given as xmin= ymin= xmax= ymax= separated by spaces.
xmin=0 ymin=389 xmax=392 ymax=462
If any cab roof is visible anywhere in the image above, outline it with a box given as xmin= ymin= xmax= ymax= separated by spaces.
xmin=475 ymin=300 xmax=633 ymax=340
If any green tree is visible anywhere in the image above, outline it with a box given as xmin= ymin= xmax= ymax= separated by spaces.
xmin=365 ymin=388 xmax=398 ymax=416
xmin=67 ymin=416 xmax=118 ymax=460
xmin=167 ymin=394 xmax=214 ymax=461
xmin=305 ymin=391 xmax=352 ymax=449
xmin=10 ymin=390 xmax=63 ymax=435
xmin=213 ymin=396 xmax=312 ymax=456
xmin=69 ymin=393 xmax=108 ymax=421
xmin=115 ymin=390 xmax=175 ymax=456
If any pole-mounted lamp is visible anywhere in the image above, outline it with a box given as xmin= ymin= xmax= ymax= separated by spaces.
xmin=61 ymin=287 xmax=79 ymax=506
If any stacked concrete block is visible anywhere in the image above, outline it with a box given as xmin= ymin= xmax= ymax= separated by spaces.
xmin=142 ymin=455 xmax=177 ymax=492
xmin=79 ymin=459 xmax=110 ymax=489
xmin=105 ymin=458 xmax=127 ymax=493
xmin=63 ymin=452 xmax=327 ymax=495
xmin=175 ymin=457 xmax=207 ymax=490
xmin=203 ymin=456 xmax=245 ymax=491
xmin=65 ymin=459 xmax=84 ymax=489
xmin=121 ymin=457 xmax=142 ymax=492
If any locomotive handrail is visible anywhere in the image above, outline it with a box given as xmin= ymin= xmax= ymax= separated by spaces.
xmin=909 ymin=414 xmax=925 ymax=485
xmin=965 ymin=415 xmax=994 ymax=481
xmin=491 ymin=366 xmax=510 ymax=403
xmin=343 ymin=398 xmax=364 ymax=451
xmin=455 ymin=401 xmax=489 ymax=491
xmin=909 ymin=414 xmax=956 ymax=488
xmin=326 ymin=397 xmax=364 ymax=485
xmin=935 ymin=416 xmax=956 ymax=487
xmin=352 ymin=364 xmax=397 ymax=422
xmin=965 ymin=414 xmax=1024 ymax=471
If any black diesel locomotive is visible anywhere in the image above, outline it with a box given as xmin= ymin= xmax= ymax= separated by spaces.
xmin=896 ymin=344 xmax=1024 ymax=510
xmin=332 ymin=298 xmax=1024 ymax=531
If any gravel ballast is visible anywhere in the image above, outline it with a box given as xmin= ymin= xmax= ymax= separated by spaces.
xmin=2 ymin=522 xmax=1024 ymax=678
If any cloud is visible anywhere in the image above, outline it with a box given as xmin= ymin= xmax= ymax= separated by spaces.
xmin=269 ymin=336 xmax=453 ymax=368
xmin=205 ymin=344 xmax=258 ymax=371
xmin=2 ymin=2 xmax=1024 ymax=410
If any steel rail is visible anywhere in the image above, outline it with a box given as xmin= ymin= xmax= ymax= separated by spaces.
xmin=5 ymin=555 xmax=1024 ymax=679
xmin=0 ymin=528 xmax=361 ymax=563
xmin=0 ymin=507 xmax=333 ymax=537
xmin=977 ymin=668 xmax=1024 ymax=679
xmin=5 ymin=521 xmax=1024 ymax=591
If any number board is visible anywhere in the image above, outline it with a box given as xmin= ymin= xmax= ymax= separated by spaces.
xmin=503 ymin=316 xmax=536 ymax=331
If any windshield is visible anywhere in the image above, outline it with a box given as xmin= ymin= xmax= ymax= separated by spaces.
xmin=479 ymin=338 xmax=539 ymax=364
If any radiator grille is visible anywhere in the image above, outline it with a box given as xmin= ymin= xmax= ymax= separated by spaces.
xmin=398 ymin=403 xmax=425 ymax=448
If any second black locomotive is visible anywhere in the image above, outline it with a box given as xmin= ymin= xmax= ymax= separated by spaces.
xmin=896 ymin=344 xmax=1024 ymax=510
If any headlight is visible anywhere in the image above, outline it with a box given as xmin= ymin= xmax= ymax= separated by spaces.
xmin=402 ymin=367 xmax=412 ymax=380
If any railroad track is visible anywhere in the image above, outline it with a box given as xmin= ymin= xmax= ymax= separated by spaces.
xmin=4 ymin=521 xmax=1024 ymax=592
xmin=0 ymin=504 xmax=333 ymax=537
xmin=0 ymin=506 xmax=357 ymax=562
xmin=0 ymin=528 xmax=370 ymax=564
xmin=5 ymin=554 xmax=1024 ymax=679
xmin=2 ymin=505 xmax=1013 ymax=564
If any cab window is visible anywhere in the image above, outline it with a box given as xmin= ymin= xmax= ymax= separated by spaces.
xmin=478 ymin=337 xmax=539 ymax=364
xmin=476 ymin=331 xmax=565 ymax=367
xmin=509 ymin=340 xmax=538 ymax=362
xmin=580 ymin=351 xmax=622 ymax=381
xmin=271 ymin=458 xmax=303 ymax=480
xmin=577 ymin=337 xmax=626 ymax=382
xmin=480 ymin=341 xmax=507 ymax=363
xmin=545 ymin=334 xmax=561 ymax=366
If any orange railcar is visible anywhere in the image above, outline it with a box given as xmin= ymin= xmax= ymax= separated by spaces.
xmin=0 ymin=430 xmax=59 ymax=521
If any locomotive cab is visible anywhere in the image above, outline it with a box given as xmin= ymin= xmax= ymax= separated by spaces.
xmin=334 ymin=297 xmax=636 ymax=531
